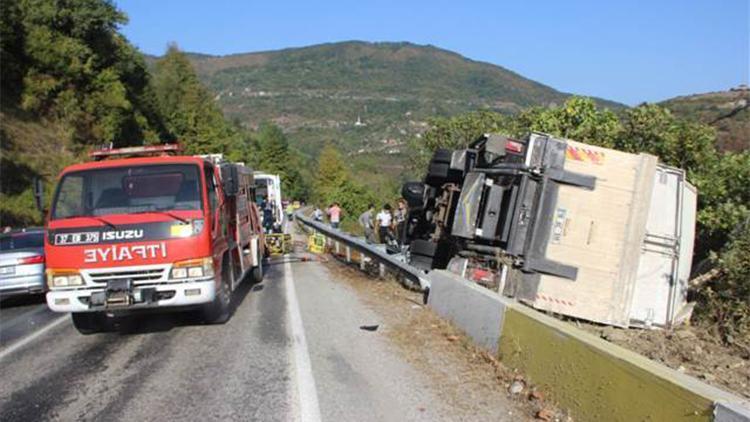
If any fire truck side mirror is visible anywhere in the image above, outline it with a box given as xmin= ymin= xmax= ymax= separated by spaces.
xmin=33 ymin=177 xmax=45 ymax=219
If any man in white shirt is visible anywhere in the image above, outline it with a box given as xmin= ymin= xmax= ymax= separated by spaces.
xmin=376 ymin=204 xmax=393 ymax=244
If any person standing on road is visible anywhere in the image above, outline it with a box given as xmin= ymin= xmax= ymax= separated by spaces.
xmin=358 ymin=203 xmax=376 ymax=244
xmin=327 ymin=202 xmax=342 ymax=229
xmin=394 ymin=198 xmax=408 ymax=245
xmin=376 ymin=204 xmax=393 ymax=244
xmin=262 ymin=198 xmax=275 ymax=234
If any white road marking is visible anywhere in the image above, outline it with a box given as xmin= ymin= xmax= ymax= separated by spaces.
xmin=0 ymin=314 xmax=67 ymax=360
xmin=284 ymin=256 xmax=322 ymax=422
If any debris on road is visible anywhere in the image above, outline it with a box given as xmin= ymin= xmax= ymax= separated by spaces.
xmin=509 ymin=380 xmax=525 ymax=395
xmin=535 ymin=408 xmax=555 ymax=421
xmin=529 ymin=390 xmax=544 ymax=401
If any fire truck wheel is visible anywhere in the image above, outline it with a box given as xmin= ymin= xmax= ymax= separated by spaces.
xmin=251 ymin=250 xmax=264 ymax=283
xmin=71 ymin=312 xmax=110 ymax=335
xmin=203 ymin=258 xmax=232 ymax=324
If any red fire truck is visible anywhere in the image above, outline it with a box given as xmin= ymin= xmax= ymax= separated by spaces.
xmin=40 ymin=145 xmax=265 ymax=334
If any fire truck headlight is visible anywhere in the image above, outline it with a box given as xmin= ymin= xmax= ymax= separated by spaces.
xmin=171 ymin=257 xmax=213 ymax=279
xmin=47 ymin=270 xmax=84 ymax=288
xmin=202 ymin=258 xmax=214 ymax=277
xmin=171 ymin=268 xmax=188 ymax=279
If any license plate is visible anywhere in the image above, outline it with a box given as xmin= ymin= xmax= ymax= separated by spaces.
xmin=0 ymin=266 xmax=15 ymax=276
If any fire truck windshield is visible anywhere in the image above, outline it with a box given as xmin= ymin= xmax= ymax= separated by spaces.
xmin=51 ymin=164 xmax=203 ymax=220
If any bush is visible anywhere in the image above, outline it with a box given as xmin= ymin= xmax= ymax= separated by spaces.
xmin=694 ymin=222 xmax=750 ymax=344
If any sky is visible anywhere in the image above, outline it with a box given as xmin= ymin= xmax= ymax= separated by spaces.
xmin=117 ymin=0 xmax=749 ymax=106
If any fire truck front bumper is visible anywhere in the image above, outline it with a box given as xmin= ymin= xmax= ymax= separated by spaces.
xmin=46 ymin=277 xmax=217 ymax=313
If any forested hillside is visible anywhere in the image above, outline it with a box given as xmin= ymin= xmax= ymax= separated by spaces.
xmin=661 ymin=88 xmax=750 ymax=152
xmin=175 ymin=42 xmax=623 ymax=157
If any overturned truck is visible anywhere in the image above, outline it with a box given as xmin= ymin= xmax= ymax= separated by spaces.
xmin=403 ymin=132 xmax=696 ymax=328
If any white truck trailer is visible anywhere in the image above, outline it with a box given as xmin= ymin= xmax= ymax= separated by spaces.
xmin=403 ymin=132 xmax=696 ymax=328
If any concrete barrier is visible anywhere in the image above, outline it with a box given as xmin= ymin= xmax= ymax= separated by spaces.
xmin=427 ymin=270 xmax=750 ymax=422
xmin=427 ymin=270 xmax=509 ymax=353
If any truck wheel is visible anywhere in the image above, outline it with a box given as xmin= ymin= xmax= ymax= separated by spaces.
xmin=425 ymin=148 xmax=463 ymax=186
xmin=71 ymin=312 xmax=110 ymax=335
xmin=203 ymin=258 xmax=232 ymax=324
xmin=251 ymin=249 xmax=264 ymax=283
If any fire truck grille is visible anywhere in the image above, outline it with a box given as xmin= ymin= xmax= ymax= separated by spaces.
xmin=87 ymin=268 xmax=166 ymax=284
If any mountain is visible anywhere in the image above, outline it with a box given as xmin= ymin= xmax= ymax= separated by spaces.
xmin=660 ymin=86 xmax=749 ymax=152
xmin=171 ymin=41 xmax=624 ymax=157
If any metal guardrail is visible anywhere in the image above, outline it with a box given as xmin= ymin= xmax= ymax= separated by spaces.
xmin=294 ymin=211 xmax=430 ymax=291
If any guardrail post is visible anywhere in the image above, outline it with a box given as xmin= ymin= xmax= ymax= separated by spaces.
xmin=360 ymin=255 xmax=366 ymax=270
xmin=379 ymin=262 xmax=386 ymax=278
xmin=335 ymin=241 xmax=340 ymax=255
xmin=346 ymin=246 xmax=351 ymax=263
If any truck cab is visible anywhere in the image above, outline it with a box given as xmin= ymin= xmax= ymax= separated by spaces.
xmin=44 ymin=145 xmax=264 ymax=333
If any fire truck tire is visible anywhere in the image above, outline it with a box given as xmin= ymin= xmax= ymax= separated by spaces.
xmin=71 ymin=312 xmax=110 ymax=335
xmin=203 ymin=258 xmax=232 ymax=324
xmin=251 ymin=251 xmax=264 ymax=283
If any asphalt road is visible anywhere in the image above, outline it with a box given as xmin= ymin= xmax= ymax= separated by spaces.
xmin=0 ymin=251 xmax=510 ymax=421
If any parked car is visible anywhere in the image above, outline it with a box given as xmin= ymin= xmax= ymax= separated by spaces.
xmin=0 ymin=228 xmax=46 ymax=297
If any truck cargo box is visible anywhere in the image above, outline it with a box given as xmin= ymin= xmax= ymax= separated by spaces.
xmin=513 ymin=134 xmax=696 ymax=328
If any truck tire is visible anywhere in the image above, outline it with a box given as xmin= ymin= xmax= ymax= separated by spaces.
xmin=425 ymin=149 xmax=454 ymax=186
xmin=203 ymin=258 xmax=232 ymax=324
xmin=251 ymin=249 xmax=264 ymax=283
xmin=71 ymin=312 xmax=110 ymax=335
xmin=432 ymin=149 xmax=453 ymax=163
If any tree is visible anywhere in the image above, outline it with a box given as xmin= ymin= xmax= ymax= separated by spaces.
xmin=694 ymin=221 xmax=750 ymax=343
xmin=16 ymin=0 xmax=166 ymax=145
xmin=253 ymin=123 xmax=309 ymax=199
xmin=515 ymin=97 xmax=622 ymax=148
xmin=0 ymin=0 xmax=27 ymax=105
xmin=1 ymin=0 xmax=170 ymax=226
xmin=691 ymin=151 xmax=750 ymax=253
xmin=313 ymin=142 xmax=349 ymax=202
xmin=617 ymin=104 xmax=717 ymax=172
xmin=312 ymin=142 xmax=376 ymax=221
xmin=152 ymin=44 xmax=238 ymax=154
